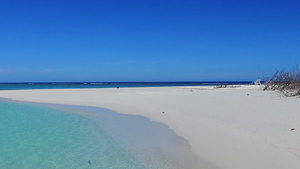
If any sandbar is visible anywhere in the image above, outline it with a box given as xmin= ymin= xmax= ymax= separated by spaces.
xmin=1 ymin=85 xmax=300 ymax=169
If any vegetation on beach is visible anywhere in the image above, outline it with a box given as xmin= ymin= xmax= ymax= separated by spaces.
xmin=263 ymin=65 xmax=300 ymax=97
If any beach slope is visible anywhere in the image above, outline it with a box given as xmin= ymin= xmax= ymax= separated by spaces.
xmin=1 ymin=85 xmax=300 ymax=169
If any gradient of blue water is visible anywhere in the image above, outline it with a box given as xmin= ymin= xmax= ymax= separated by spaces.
xmin=0 ymin=100 xmax=200 ymax=169
xmin=0 ymin=100 xmax=145 ymax=168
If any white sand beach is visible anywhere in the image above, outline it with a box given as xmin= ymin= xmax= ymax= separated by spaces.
xmin=1 ymin=85 xmax=299 ymax=169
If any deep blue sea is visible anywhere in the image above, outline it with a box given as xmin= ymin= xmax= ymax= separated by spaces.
xmin=0 ymin=81 xmax=252 ymax=90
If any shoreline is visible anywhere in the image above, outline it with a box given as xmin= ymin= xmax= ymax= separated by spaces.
xmin=1 ymin=85 xmax=300 ymax=169
xmin=0 ymin=99 xmax=200 ymax=169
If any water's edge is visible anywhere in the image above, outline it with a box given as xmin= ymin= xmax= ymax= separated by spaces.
xmin=1 ymin=98 xmax=201 ymax=169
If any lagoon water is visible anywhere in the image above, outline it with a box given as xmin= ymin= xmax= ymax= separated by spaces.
xmin=0 ymin=100 xmax=199 ymax=169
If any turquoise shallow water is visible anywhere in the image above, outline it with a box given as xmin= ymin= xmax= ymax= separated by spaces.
xmin=0 ymin=100 xmax=199 ymax=169
xmin=0 ymin=100 xmax=144 ymax=169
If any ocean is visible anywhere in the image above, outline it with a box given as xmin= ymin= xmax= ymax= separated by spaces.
xmin=0 ymin=100 xmax=199 ymax=169
xmin=0 ymin=81 xmax=251 ymax=90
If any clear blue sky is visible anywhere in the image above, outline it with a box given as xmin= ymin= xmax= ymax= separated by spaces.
xmin=1 ymin=0 xmax=299 ymax=82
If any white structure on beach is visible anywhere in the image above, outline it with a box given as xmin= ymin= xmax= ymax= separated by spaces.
xmin=253 ymin=79 xmax=261 ymax=85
